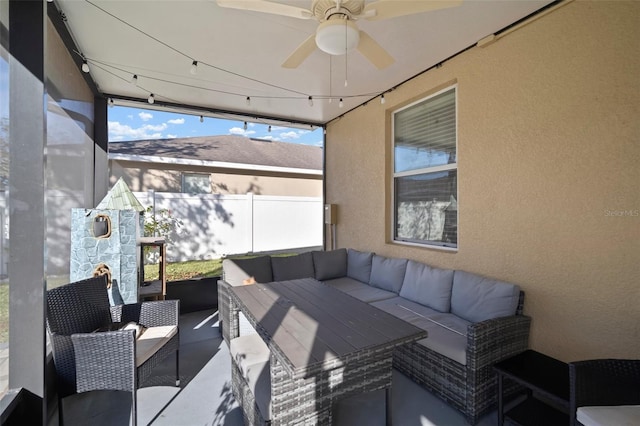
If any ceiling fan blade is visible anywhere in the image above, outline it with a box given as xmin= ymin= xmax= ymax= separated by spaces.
xmin=357 ymin=31 xmax=394 ymax=69
xmin=216 ymin=0 xmax=313 ymax=19
xmin=363 ymin=0 xmax=463 ymax=22
xmin=282 ymin=35 xmax=317 ymax=69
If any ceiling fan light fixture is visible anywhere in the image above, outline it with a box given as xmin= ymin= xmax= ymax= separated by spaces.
xmin=315 ymin=20 xmax=359 ymax=56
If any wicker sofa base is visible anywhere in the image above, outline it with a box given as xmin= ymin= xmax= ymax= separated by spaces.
xmin=393 ymin=314 xmax=531 ymax=425
xmin=231 ymin=345 xmax=395 ymax=425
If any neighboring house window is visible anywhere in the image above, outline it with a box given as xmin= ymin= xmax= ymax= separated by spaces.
xmin=392 ymin=86 xmax=457 ymax=248
xmin=182 ymin=173 xmax=211 ymax=194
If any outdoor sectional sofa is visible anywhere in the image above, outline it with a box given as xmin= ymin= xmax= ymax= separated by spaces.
xmin=218 ymin=248 xmax=531 ymax=424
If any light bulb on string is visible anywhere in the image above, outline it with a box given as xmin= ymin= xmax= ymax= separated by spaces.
xmin=190 ymin=61 xmax=198 ymax=75
xmin=81 ymin=60 xmax=90 ymax=73
xmin=243 ymin=121 xmax=247 ymax=131
xmin=199 ymin=115 xmax=204 ymax=123
xmin=108 ymin=98 xmax=114 ymax=108
xmin=339 ymin=98 xmax=344 ymax=108
xmin=381 ymin=94 xmax=386 ymax=105
xmin=268 ymin=125 xmax=271 ymax=133
xmin=148 ymin=94 xmax=155 ymax=104
xmin=246 ymin=97 xmax=251 ymax=106
xmin=131 ymin=74 xmax=138 ymax=85
xmin=308 ymin=96 xmax=313 ymax=107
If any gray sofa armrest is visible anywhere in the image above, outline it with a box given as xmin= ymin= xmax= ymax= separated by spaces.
xmin=467 ymin=314 xmax=532 ymax=368
xmin=218 ymin=279 xmax=239 ymax=344
xmin=110 ymin=300 xmax=179 ymax=328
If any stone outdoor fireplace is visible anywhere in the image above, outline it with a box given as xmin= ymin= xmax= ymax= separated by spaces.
xmin=70 ymin=178 xmax=145 ymax=305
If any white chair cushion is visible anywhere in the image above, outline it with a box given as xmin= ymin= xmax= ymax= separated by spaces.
xmin=229 ymin=333 xmax=272 ymax=420
xmin=136 ymin=325 xmax=178 ymax=367
xmin=577 ymin=405 xmax=640 ymax=426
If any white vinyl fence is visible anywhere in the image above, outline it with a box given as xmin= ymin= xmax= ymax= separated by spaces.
xmin=135 ymin=192 xmax=323 ymax=262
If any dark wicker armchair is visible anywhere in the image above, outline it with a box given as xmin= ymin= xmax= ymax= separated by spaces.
xmin=569 ymin=358 xmax=640 ymax=425
xmin=46 ymin=275 xmax=180 ymax=425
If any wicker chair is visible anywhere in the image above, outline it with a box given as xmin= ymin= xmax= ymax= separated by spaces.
xmin=569 ymin=359 xmax=640 ymax=426
xmin=46 ymin=275 xmax=180 ymax=426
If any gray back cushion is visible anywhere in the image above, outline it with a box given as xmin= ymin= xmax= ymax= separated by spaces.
xmin=347 ymin=249 xmax=374 ymax=283
xmin=369 ymin=255 xmax=408 ymax=293
xmin=223 ymin=256 xmax=273 ymax=286
xmin=399 ymin=260 xmax=454 ymax=312
xmin=312 ymin=248 xmax=347 ymax=281
xmin=451 ymin=270 xmax=521 ymax=323
xmin=271 ymin=252 xmax=315 ymax=282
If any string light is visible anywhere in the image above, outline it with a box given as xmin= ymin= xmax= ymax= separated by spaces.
xmin=339 ymin=98 xmax=344 ymax=108
xmin=308 ymin=96 xmax=313 ymax=107
xmin=75 ymin=4 xmax=404 ymax=119
xmin=381 ymin=94 xmax=386 ymax=104
xmin=148 ymin=93 xmax=155 ymax=104
xmin=268 ymin=125 xmax=271 ymax=133
xmin=199 ymin=115 xmax=204 ymax=123
xmin=243 ymin=121 xmax=247 ymax=131
xmin=108 ymin=97 xmax=115 ymax=108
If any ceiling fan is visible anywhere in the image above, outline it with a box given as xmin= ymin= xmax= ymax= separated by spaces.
xmin=216 ymin=0 xmax=462 ymax=69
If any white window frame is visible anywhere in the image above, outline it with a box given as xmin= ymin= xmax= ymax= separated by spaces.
xmin=391 ymin=85 xmax=458 ymax=250
xmin=181 ymin=172 xmax=211 ymax=194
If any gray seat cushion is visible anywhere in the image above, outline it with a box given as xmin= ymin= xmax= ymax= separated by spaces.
xmin=451 ymin=270 xmax=521 ymax=323
xmin=271 ymin=252 xmax=315 ymax=282
xmin=324 ymin=277 xmax=396 ymax=303
xmin=223 ymin=256 xmax=273 ymax=286
xmin=347 ymin=249 xmax=374 ymax=283
xmin=372 ymin=296 xmax=469 ymax=365
xmin=371 ymin=296 xmax=442 ymax=323
xmin=369 ymin=255 xmax=407 ymax=293
xmin=229 ymin=333 xmax=271 ymax=420
xmin=312 ymin=248 xmax=347 ymax=280
xmin=399 ymin=260 xmax=454 ymax=312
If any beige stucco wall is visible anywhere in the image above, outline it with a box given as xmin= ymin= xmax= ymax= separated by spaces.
xmin=325 ymin=0 xmax=639 ymax=362
xmin=110 ymin=160 xmax=322 ymax=197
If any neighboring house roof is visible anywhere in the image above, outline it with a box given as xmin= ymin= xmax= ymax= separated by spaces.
xmin=108 ymin=135 xmax=323 ymax=174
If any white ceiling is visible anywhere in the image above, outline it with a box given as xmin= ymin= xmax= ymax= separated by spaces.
xmin=56 ymin=0 xmax=555 ymax=127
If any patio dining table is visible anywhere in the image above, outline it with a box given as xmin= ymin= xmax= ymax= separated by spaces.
xmin=227 ymin=278 xmax=427 ymax=425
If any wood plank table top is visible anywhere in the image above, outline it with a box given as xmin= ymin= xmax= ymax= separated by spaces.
xmin=229 ymin=278 xmax=427 ymax=379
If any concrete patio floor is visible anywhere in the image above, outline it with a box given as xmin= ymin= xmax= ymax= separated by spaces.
xmin=62 ymin=309 xmax=506 ymax=425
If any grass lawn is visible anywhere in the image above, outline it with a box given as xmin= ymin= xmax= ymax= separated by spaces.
xmin=144 ymin=258 xmax=223 ymax=282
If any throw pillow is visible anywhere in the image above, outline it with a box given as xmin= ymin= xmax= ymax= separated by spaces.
xmin=399 ymin=260 xmax=454 ymax=312
xmin=271 ymin=252 xmax=315 ymax=281
xmin=369 ymin=255 xmax=408 ymax=293
xmin=450 ymin=270 xmax=521 ymax=323
xmin=312 ymin=248 xmax=347 ymax=280
xmin=223 ymin=255 xmax=273 ymax=286
xmin=347 ymin=249 xmax=374 ymax=283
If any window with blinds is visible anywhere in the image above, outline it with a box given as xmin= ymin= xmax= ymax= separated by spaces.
xmin=392 ymin=86 xmax=457 ymax=248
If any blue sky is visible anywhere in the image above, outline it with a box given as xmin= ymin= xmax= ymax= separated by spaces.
xmin=108 ymin=106 xmax=324 ymax=146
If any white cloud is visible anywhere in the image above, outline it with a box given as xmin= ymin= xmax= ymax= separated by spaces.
xmin=168 ymin=118 xmax=185 ymax=125
xmin=229 ymin=127 xmax=256 ymax=137
xmin=127 ymin=114 xmax=133 ymax=120
xmin=108 ymin=121 xmax=168 ymax=141
xmin=167 ymin=134 xmax=177 ymax=139
xmin=279 ymin=131 xmax=300 ymax=140
xmin=138 ymin=112 xmax=153 ymax=121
